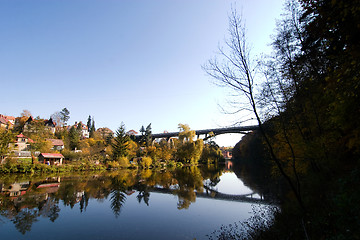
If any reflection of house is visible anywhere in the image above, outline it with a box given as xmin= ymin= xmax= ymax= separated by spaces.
xmin=221 ymin=148 xmax=233 ymax=159
xmin=38 ymin=153 xmax=64 ymax=165
xmin=36 ymin=177 xmax=61 ymax=195
xmin=0 ymin=181 xmax=30 ymax=198
xmin=46 ymin=139 xmax=64 ymax=150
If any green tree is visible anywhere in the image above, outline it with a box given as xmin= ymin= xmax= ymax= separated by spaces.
xmin=90 ymin=118 xmax=96 ymax=138
xmin=60 ymin=108 xmax=70 ymax=126
xmin=68 ymin=126 xmax=80 ymax=150
xmin=111 ymin=123 xmax=130 ymax=160
xmin=87 ymin=115 xmax=92 ymax=131
xmin=139 ymin=125 xmax=145 ymax=135
xmin=145 ymin=123 xmax=152 ymax=146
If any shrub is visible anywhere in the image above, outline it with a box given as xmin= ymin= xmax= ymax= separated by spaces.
xmin=117 ymin=156 xmax=130 ymax=168
xmin=140 ymin=156 xmax=152 ymax=169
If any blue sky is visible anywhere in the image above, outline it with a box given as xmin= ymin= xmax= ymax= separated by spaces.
xmin=1 ymin=0 xmax=284 ymax=146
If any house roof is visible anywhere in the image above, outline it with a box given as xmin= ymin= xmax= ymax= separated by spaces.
xmin=16 ymin=133 xmax=26 ymax=138
xmin=44 ymin=118 xmax=56 ymax=127
xmin=0 ymin=117 xmax=7 ymax=124
xmin=26 ymin=116 xmax=33 ymax=123
xmin=126 ymin=129 xmax=138 ymax=135
xmin=46 ymin=139 xmax=64 ymax=146
xmin=40 ymin=153 xmax=64 ymax=158
xmin=5 ymin=116 xmax=15 ymax=121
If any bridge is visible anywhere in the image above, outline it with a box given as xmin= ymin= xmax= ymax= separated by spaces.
xmin=135 ymin=125 xmax=259 ymax=140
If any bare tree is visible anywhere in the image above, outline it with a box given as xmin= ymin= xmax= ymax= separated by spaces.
xmin=203 ymin=8 xmax=305 ymax=211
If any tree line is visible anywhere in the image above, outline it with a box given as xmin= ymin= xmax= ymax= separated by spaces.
xmin=1 ymin=107 xmax=225 ymax=171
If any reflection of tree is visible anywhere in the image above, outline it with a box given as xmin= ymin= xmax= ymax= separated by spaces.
xmin=110 ymin=178 xmax=127 ymax=218
xmin=0 ymin=165 xmax=228 ymax=235
xmin=80 ymin=192 xmax=89 ymax=213
xmin=39 ymin=198 xmax=60 ymax=222
xmin=110 ymin=190 xmax=126 ymax=218
xmin=12 ymin=209 xmax=38 ymax=235
xmin=48 ymin=204 xmax=60 ymax=222
xmin=58 ymin=183 xmax=78 ymax=209
xmin=173 ymin=166 xmax=204 ymax=209
xmin=177 ymin=189 xmax=196 ymax=210
xmin=136 ymin=184 xmax=150 ymax=206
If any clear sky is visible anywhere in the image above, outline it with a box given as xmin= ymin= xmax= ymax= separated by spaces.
xmin=1 ymin=0 xmax=284 ymax=146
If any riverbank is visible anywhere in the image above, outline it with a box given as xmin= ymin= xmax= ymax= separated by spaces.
xmin=228 ymin=130 xmax=360 ymax=239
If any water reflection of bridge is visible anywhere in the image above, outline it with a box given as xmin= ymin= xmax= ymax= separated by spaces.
xmin=147 ymin=186 xmax=272 ymax=205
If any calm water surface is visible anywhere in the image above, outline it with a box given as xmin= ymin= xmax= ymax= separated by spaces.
xmin=0 ymin=165 xmax=271 ymax=239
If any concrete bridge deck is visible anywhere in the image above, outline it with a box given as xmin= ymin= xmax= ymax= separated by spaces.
xmin=136 ymin=125 xmax=259 ymax=140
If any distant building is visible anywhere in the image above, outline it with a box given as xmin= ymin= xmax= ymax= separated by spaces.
xmin=44 ymin=118 xmax=56 ymax=134
xmin=11 ymin=133 xmax=34 ymax=151
xmin=0 ymin=114 xmax=15 ymax=129
xmin=126 ymin=129 xmax=138 ymax=136
xmin=46 ymin=139 xmax=65 ymax=151
xmin=69 ymin=122 xmax=89 ymax=138
xmin=0 ymin=116 xmax=7 ymax=129
xmin=23 ymin=116 xmax=56 ymax=134
xmin=96 ymin=127 xmax=114 ymax=139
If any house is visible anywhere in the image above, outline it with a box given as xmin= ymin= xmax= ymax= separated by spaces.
xmin=12 ymin=133 xmax=34 ymax=151
xmin=96 ymin=127 xmax=114 ymax=139
xmin=69 ymin=122 xmax=89 ymax=138
xmin=23 ymin=116 xmax=56 ymax=134
xmin=0 ymin=115 xmax=14 ymax=129
xmin=38 ymin=153 xmax=64 ymax=165
xmin=44 ymin=118 xmax=56 ymax=134
xmin=126 ymin=129 xmax=138 ymax=136
xmin=23 ymin=116 xmax=34 ymax=132
xmin=0 ymin=116 xmax=7 ymax=129
xmin=46 ymin=139 xmax=64 ymax=151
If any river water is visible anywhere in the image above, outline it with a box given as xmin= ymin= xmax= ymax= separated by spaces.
xmin=0 ymin=164 xmax=273 ymax=239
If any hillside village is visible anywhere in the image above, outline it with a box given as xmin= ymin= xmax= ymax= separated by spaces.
xmin=0 ymin=111 xmax=115 ymax=165
xmin=0 ymin=110 xmax=231 ymax=169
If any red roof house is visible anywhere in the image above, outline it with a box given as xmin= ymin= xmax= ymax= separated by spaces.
xmin=38 ymin=153 xmax=64 ymax=165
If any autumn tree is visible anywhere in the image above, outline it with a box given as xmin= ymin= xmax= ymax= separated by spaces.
xmin=176 ymin=124 xmax=203 ymax=165
xmin=0 ymin=129 xmax=14 ymax=160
